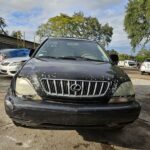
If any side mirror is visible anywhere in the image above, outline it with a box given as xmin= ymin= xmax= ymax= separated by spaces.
xmin=29 ymin=49 xmax=34 ymax=57
xmin=109 ymin=54 xmax=119 ymax=65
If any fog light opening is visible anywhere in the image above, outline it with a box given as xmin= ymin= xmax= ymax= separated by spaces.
xmin=109 ymin=97 xmax=128 ymax=103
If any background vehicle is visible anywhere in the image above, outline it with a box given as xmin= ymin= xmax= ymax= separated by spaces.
xmin=0 ymin=56 xmax=29 ymax=76
xmin=0 ymin=48 xmax=30 ymax=76
xmin=140 ymin=58 xmax=150 ymax=75
xmin=0 ymin=48 xmax=30 ymax=62
xmin=124 ymin=60 xmax=137 ymax=68
xmin=118 ymin=61 xmax=125 ymax=67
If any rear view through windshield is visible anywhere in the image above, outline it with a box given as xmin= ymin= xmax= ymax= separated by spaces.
xmin=35 ymin=39 xmax=109 ymax=62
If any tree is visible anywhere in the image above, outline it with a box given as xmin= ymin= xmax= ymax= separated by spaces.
xmin=36 ymin=12 xmax=113 ymax=46
xmin=119 ymin=54 xmax=132 ymax=61
xmin=135 ymin=49 xmax=150 ymax=62
xmin=0 ymin=17 xmax=7 ymax=35
xmin=107 ymin=49 xmax=118 ymax=55
xmin=124 ymin=0 xmax=150 ymax=49
xmin=11 ymin=31 xmax=23 ymax=39
xmin=11 ymin=31 xmax=24 ymax=48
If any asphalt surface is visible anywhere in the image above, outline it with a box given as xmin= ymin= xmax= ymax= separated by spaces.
xmin=0 ymin=69 xmax=150 ymax=150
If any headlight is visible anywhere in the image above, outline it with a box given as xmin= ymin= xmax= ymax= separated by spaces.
xmin=16 ymin=78 xmax=42 ymax=100
xmin=109 ymin=81 xmax=135 ymax=103
xmin=10 ymin=62 xmax=22 ymax=66
xmin=113 ymin=81 xmax=135 ymax=96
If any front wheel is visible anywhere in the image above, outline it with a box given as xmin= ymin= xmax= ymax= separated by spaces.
xmin=13 ymin=120 xmax=27 ymax=127
xmin=141 ymin=71 xmax=144 ymax=75
xmin=13 ymin=121 xmax=21 ymax=126
xmin=109 ymin=125 xmax=125 ymax=130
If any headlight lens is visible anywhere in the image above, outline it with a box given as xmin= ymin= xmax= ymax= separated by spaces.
xmin=109 ymin=81 xmax=135 ymax=103
xmin=113 ymin=81 xmax=135 ymax=97
xmin=16 ymin=78 xmax=42 ymax=100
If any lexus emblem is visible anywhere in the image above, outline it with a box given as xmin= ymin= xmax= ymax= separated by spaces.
xmin=70 ymin=84 xmax=81 ymax=92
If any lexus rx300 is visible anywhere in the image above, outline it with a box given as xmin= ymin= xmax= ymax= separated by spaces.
xmin=5 ymin=38 xmax=141 ymax=129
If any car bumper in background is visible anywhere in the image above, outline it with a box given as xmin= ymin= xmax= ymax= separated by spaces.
xmin=0 ymin=65 xmax=20 ymax=76
xmin=5 ymin=94 xmax=141 ymax=128
xmin=140 ymin=67 xmax=150 ymax=73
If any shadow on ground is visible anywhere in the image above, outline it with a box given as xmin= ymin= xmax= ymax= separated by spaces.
xmin=77 ymin=84 xmax=150 ymax=150
xmin=77 ymin=119 xmax=150 ymax=149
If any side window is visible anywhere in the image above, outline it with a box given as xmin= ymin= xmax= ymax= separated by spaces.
xmin=36 ymin=41 xmax=57 ymax=57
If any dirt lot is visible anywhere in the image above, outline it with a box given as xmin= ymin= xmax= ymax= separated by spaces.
xmin=0 ymin=69 xmax=150 ymax=150
xmin=123 ymin=68 xmax=150 ymax=80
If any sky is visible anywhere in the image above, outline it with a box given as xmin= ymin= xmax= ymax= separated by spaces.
xmin=0 ymin=0 xmax=136 ymax=54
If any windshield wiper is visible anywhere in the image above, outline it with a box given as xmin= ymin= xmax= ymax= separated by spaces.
xmin=57 ymin=56 xmax=78 ymax=60
xmin=35 ymin=56 xmax=57 ymax=59
xmin=35 ymin=56 xmax=108 ymax=63
xmin=36 ymin=56 xmax=78 ymax=60
xmin=78 ymin=57 xmax=107 ymax=62
xmin=58 ymin=56 xmax=107 ymax=62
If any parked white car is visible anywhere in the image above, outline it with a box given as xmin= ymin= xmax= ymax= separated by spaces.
xmin=140 ymin=58 xmax=150 ymax=75
xmin=0 ymin=57 xmax=29 ymax=76
xmin=124 ymin=60 xmax=137 ymax=68
xmin=118 ymin=61 xmax=125 ymax=67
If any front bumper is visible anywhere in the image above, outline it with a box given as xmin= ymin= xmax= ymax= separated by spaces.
xmin=0 ymin=65 xmax=19 ymax=76
xmin=0 ymin=65 xmax=8 ymax=74
xmin=5 ymin=94 xmax=141 ymax=128
xmin=140 ymin=67 xmax=150 ymax=73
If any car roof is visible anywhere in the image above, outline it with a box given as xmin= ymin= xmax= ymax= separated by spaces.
xmin=47 ymin=37 xmax=94 ymax=42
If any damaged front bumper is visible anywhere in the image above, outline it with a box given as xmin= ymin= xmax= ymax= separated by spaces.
xmin=5 ymin=93 xmax=141 ymax=128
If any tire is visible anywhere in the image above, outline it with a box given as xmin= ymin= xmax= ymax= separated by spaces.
xmin=141 ymin=71 xmax=144 ymax=75
xmin=13 ymin=121 xmax=30 ymax=127
xmin=110 ymin=125 xmax=125 ymax=130
xmin=13 ymin=121 xmax=21 ymax=126
xmin=13 ymin=120 xmax=38 ymax=128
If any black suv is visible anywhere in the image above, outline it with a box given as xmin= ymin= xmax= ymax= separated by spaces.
xmin=5 ymin=38 xmax=141 ymax=129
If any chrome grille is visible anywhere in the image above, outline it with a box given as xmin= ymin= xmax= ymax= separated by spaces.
xmin=41 ymin=78 xmax=110 ymax=97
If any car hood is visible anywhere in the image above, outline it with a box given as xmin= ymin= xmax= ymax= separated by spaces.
xmin=19 ymin=58 xmax=130 ymax=82
xmin=17 ymin=58 xmax=131 ymax=98
xmin=2 ymin=57 xmax=29 ymax=63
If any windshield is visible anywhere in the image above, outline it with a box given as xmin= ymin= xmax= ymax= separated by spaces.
xmin=35 ymin=39 xmax=109 ymax=62
xmin=145 ymin=59 xmax=150 ymax=62
xmin=128 ymin=61 xmax=136 ymax=64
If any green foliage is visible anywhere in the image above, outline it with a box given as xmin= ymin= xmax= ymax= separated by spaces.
xmin=124 ymin=0 xmax=150 ymax=48
xmin=135 ymin=49 xmax=150 ymax=62
xmin=11 ymin=31 xmax=23 ymax=39
xmin=36 ymin=12 xmax=113 ymax=46
xmin=107 ymin=49 xmax=118 ymax=55
xmin=119 ymin=54 xmax=133 ymax=61
xmin=0 ymin=17 xmax=7 ymax=35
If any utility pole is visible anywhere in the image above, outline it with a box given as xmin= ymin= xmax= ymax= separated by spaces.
xmin=34 ymin=35 xmax=36 ymax=49
xmin=17 ymin=32 xmax=19 ymax=48
xmin=23 ymin=32 xmax=25 ymax=47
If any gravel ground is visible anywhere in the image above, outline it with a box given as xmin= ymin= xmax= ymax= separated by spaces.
xmin=0 ymin=69 xmax=149 ymax=150
xmin=122 ymin=67 xmax=150 ymax=80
